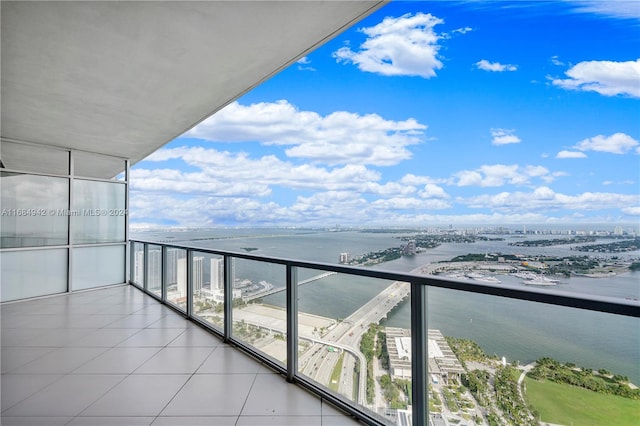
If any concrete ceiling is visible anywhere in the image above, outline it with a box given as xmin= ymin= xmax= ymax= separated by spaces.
xmin=1 ymin=1 xmax=385 ymax=177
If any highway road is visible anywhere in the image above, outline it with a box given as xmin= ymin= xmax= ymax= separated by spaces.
xmin=203 ymin=275 xmax=412 ymax=409
xmin=299 ymin=280 xmax=411 ymax=406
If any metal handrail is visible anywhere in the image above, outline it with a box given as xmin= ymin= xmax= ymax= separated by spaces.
xmin=128 ymin=238 xmax=639 ymax=426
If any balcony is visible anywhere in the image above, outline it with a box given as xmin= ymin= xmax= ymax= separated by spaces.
xmin=1 ymin=284 xmax=360 ymax=426
xmin=115 ymin=239 xmax=638 ymax=426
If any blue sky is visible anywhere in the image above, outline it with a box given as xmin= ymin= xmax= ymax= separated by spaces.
xmin=130 ymin=0 xmax=640 ymax=229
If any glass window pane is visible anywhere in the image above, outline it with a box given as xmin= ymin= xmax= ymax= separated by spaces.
xmin=426 ymin=287 xmax=640 ymax=425
xmin=0 ymin=248 xmax=67 ymax=302
xmin=1 ymin=172 xmax=69 ymax=248
xmin=296 ymin=268 xmax=409 ymax=422
xmin=74 ymin=151 xmax=125 ymax=180
xmin=0 ymin=141 xmax=69 ymax=175
xmin=232 ymin=258 xmax=286 ymax=367
xmin=147 ymin=245 xmax=162 ymax=298
xmin=131 ymin=242 xmax=145 ymax=287
xmin=72 ymin=245 xmax=125 ymax=290
xmin=72 ymin=180 xmax=125 ymax=244
xmin=191 ymin=251 xmax=223 ymax=332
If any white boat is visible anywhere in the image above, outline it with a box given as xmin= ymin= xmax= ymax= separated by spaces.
xmin=513 ymin=271 xmax=537 ymax=280
xmin=466 ymin=272 xmax=501 ymax=284
xmin=524 ymin=276 xmax=558 ymax=286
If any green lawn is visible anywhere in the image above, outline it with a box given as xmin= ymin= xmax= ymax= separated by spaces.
xmin=524 ymin=377 xmax=640 ymax=426
xmin=329 ymin=352 xmax=345 ymax=392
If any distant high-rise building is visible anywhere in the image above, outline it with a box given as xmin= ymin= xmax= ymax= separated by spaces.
xmin=193 ymin=256 xmax=204 ymax=294
xmin=403 ymin=240 xmax=416 ymax=256
xmin=177 ymin=258 xmax=186 ymax=297
xmin=176 ymin=255 xmax=204 ymax=296
xmin=614 ymin=226 xmax=623 ymax=236
xmin=166 ymin=248 xmax=184 ymax=285
xmin=148 ymin=249 xmax=162 ymax=288
xmin=339 ymin=252 xmax=349 ymax=264
xmin=211 ymin=258 xmax=224 ymax=290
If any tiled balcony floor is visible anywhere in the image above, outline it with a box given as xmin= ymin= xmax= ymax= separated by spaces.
xmin=1 ymin=285 xmax=360 ymax=426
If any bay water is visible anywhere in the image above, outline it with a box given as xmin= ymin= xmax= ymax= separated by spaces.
xmin=134 ymin=228 xmax=640 ymax=383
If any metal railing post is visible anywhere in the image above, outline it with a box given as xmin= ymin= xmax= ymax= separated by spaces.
xmin=129 ymin=242 xmax=135 ymax=285
xmin=143 ymin=243 xmax=149 ymax=291
xmin=286 ymin=265 xmax=298 ymax=383
xmin=186 ymin=250 xmax=193 ymax=317
xmin=224 ymin=255 xmax=233 ymax=343
xmin=411 ymin=281 xmax=428 ymax=426
xmin=161 ymin=245 xmax=167 ymax=303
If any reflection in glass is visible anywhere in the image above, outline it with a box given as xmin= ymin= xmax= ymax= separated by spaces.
xmin=72 ymin=245 xmax=125 ymax=290
xmin=72 ymin=179 xmax=125 ymax=244
xmin=0 ymin=249 xmax=67 ymax=302
xmin=190 ymin=251 xmax=223 ymax=331
xmin=0 ymin=172 xmax=69 ymax=248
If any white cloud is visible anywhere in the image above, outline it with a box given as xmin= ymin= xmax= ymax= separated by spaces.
xmin=454 ymin=164 xmax=555 ymax=187
xmin=455 ymin=170 xmax=483 ymax=186
xmin=491 ymin=128 xmax=521 ymax=145
xmin=574 ymin=133 xmax=639 ymax=154
xmin=622 ymin=206 xmax=640 ymax=216
xmin=551 ymin=56 xmax=565 ymax=66
xmin=361 ymin=182 xmax=417 ymax=197
xmin=562 ymin=0 xmax=640 ymax=20
xmin=451 ymin=26 xmax=473 ymax=35
xmin=556 ymin=150 xmax=587 ymax=159
xmin=463 ymin=187 xmax=640 ymax=212
xmin=419 ymin=183 xmax=449 ymax=199
xmin=399 ymin=174 xmax=444 ymax=186
xmin=296 ymin=56 xmax=315 ymax=71
xmin=130 ymin=193 xmax=296 ymax=228
xmin=186 ymin=100 xmax=425 ymax=166
xmin=476 ymin=60 xmax=517 ymax=72
xmin=371 ymin=197 xmax=451 ymax=211
xmin=138 ymin=147 xmax=382 ymax=194
xmin=551 ymin=59 xmax=640 ymax=98
xmin=332 ymin=12 xmax=444 ymax=78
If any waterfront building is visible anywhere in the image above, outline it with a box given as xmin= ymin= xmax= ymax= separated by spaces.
xmin=177 ymin=257 xmax=187 ymax=298
xmin=201 ymin=287 xmax=242 ymax=304
xmin=148 ymin=248 xmax=162 ymax=289
xmin=339 ymin=252 xmax=349 ymax=264
xmin=175 ymin=256 xmax=204 ymax=296
xmin=211 ymin=257 xmax=224 ymax=290
xmin=386 ymin=327 xmax=412 ymax=379
xmin=386 ymin=327 xmax=464 ymax=384
xmin=193 ymin=256 xmax=204 ymax=295
xmin=166 ymin=248 xmax=183 ymax=285
xmin=402 ymin=240 xmax=416 ymax=256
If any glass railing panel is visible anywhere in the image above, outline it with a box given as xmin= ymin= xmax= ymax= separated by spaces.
xmin=426 ymin=286 xmax=640 ymax=426
xmin=296 ymin=267 xmax=410 ymax=424
xmin=190 ymin=251 xmax=224 ymax=332
xmin=231 ymin=257 xmax=287 ymax=366
xmin=146 ymin=244 xmax=162 ymax=298
xmin=131 ymin=242 xmax=145 ymax=287
xmin=163 ymin=248 xmax=189 ymax=313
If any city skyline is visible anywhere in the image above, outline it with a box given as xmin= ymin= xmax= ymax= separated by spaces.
xmin=129 ymin=1 xmax=639 ymax=229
